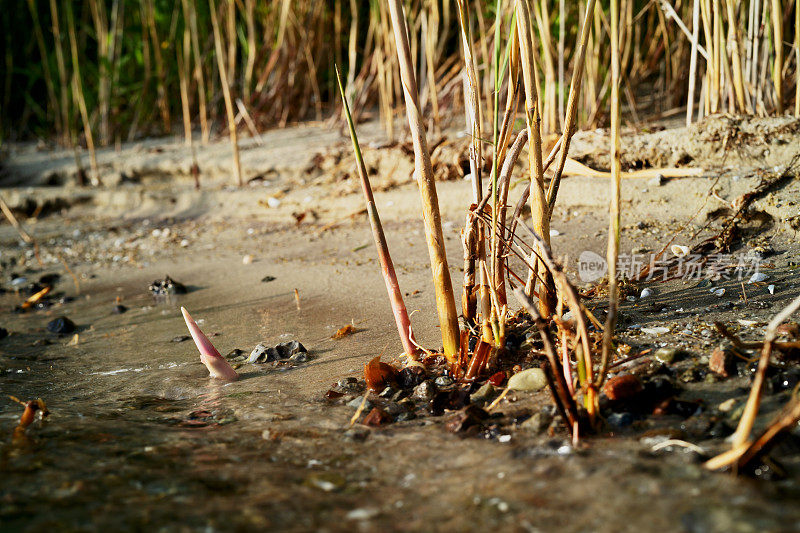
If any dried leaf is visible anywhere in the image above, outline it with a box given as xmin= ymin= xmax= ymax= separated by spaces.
xmin=364 ymin=357 xmax=397 ymax=392
xmin=332 ymin=324 xmax=356 ymax=339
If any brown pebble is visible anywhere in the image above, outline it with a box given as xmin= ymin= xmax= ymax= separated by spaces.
xmin=709 ymin=346 xmax=733 ymax=377
xmin=603 ymin=374 xmax=643 ymax=401
xmin=361 ymin=407 xmax=391 ymax=427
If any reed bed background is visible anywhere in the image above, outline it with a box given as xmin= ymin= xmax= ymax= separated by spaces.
xmin=3 ymin=0 xmax=799 ymax=147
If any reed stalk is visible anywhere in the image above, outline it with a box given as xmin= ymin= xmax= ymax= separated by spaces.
xmin=243 ymin=0 xmax=256 ymax=104
xmin=143 ymin=0 xmax=170 ymax=133
xmin=706 ymin=294 xmax=800 ymax=470
xmin=66 ymin=2 xmax=101 ymax=187
xmin=48 ymin=0 xmax=70 ymax=147
xmin=210 ymin=0 xmax=243 ymax=188
xmin=599 ymin=0 xmax=622 ymax=391
xmin=534 ymin=0 xmax=557 ymax=134
xmin=725 ymin=0 xmax=749 ymax=112
xmin=386 ymin=0 xmax=460 ymax=362
xmin=769 ymin=0 xmax=783 ymax=113
xmin=687 ymin=0 xmax=701 ymax=125
xmin=177 ymin=35 xmax=193 ymax=147
xmin=515 ymin=0 xmax=552 ymax=317
xmin=558 ymin=0 xmax=565 ymax=130
xmin=335 ymin=66 xmax=419 ymax=360
xmin=796 ymin=0 xmax=799 ymax=117
xmin=182 ymin=0 xmax=209 ymax=143
xmin=455 ymin=0 xmax=486 ymax=337
xmin=546 ymin=0 xmax=597 ymax=213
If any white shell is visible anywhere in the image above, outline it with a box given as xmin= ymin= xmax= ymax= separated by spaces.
xmin=671 ymin=245 xmax=690 ymax=257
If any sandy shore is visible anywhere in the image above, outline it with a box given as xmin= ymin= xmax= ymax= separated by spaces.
xmin=1 ymin=116 xmax=800 ymax=530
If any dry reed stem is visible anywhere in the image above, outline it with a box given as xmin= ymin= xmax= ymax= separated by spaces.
xmin=515 ymin=0 xmax=551 ymax=317
xmin=731 ymin=294 xmax=800 ymax=448
xmin=66 ymin=3 xmax=100 ymax=187
xmin=210 ymin=0 xmax=243 ymax=187
xmin=770 ymin=0 xmax=783 ymax=113
xmin=705 ymin=294 xmax=800 ymax=470
xmin=513 ymin=217 xmax=596 ymax=416
xmin=456 ymin=0 xmax=483 ymax=329
xmin=387 ymin=0 xmax=460 ymax=361
xmin=513 ymin=287 xmax=579 ymax=428
xmin=547 ymin=0 xmax=597 ymax=215
xmin=48 ymin=0 xmax=70 ymax=147
xmin=686 ymin=0 xmax=701 ymax=125
xmin=796 ymin=0 xmax=799 ymax=117
xmin=599 ymin=0 xmax=622 ymax=389
xmin=725 ymin=0 xmax=749 ymax=112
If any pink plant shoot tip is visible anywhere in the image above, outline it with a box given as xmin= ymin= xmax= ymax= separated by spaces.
xmin=180 ymin=306 xmax=238 ymax=381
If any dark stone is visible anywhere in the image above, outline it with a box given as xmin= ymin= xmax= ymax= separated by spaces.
xmin=112 ymin=304 xmax=128 ymax=314
xmin=445 ymin=405 xmax=489 ymax=433
xmin=0 ymin=327 xmax=8 ymax=340
xmin=171 ymin=335 xmax=191 ymax=343
xmin=276 ymin=340 xmax=306 ymax=359
xmin=607 ymin=412 xmax=634 ymax=429
xmin=434 ymin=375 xmax=454 ymax=388
xmin=46 ymin=316 xmax=75 ymax=335
xmin=225 ymin=349 xmax=247 ymax=362
xmin=708 ymin=420 xmax=735 ymax=439
xmin=412 ymin=381 xmax=436 ymax=402
xmin=429 ymin=389 xmax=470 ymax=416
xmin=680 ymin=415 xmax=712 ymax=438
xmin=397 ymin=366 xmax=426 ymax=389
xmin=261 ymin=276 xmax=277 ymax=283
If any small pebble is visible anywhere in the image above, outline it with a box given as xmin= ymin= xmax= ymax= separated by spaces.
xmin=641 ymin=326 xmax=670 ymax=335
xmin=347 ymin=396 xmax=373 ymax=411
xmin=412 ymin=381 xmax=436 ymax=401
xmin=607 ymin=412 xmax=634 ymax=428
xmin=434 ymin=376 xmax=454 ymax=387
xmin=654 ymin=347 xmax=679 ymax=364
xmin=507 ymin=368 xmax=547 ymax=392
xmin=47 ymin=316 xmax=76 ymax=335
